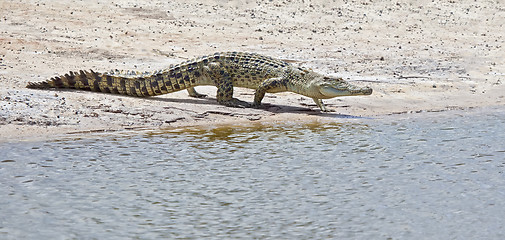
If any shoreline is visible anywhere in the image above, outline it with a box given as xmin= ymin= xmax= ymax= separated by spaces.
xmin=2 ymin=103 xmax=504 ymax=144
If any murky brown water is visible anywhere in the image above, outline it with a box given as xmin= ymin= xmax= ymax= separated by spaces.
xmin=1 ymin=107 xmax=505 ymax=239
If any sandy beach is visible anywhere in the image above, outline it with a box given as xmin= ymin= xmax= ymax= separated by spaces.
xmin=1 ymin=0 xmax=504 ymax=142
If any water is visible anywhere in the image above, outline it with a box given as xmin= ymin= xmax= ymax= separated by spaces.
xmin=1 ymin=107 xmax=505 ymax=239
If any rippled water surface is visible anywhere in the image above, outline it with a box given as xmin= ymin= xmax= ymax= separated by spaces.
xmin=1 ymin=107 xmax=505 ymax=239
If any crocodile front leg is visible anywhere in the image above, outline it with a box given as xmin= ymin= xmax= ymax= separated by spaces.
xmin=312 ymin=98 xmax=332 ymax=112
xmin=206 ymin=62 xmax=250 ymax=108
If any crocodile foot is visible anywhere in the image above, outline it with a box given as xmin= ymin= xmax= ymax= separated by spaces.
xmin=189 ymin=93 xmax=207 ymax=98
xmin=220 ymin=98 xmax=251 ymax=108
xmin=321 ymin=108 xmax=335 ymax=113
xmin=187 ymin=88 xmax=207 ymax=98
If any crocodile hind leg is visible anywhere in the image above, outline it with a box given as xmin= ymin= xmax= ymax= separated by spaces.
xmin=253 ymin=77 xmax=285 ymax=108
xmin=187 ymin=87 xmax=207 ymax=98
xmin=206 ymin=62 xmax=250 ymax=108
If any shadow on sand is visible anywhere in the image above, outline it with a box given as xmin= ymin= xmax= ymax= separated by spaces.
xmin=151 ymin=96 xmax=368 ymax=119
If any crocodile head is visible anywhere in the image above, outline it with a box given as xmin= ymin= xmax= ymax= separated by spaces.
xmin=310 ymin=76 xmax=372 ymax=99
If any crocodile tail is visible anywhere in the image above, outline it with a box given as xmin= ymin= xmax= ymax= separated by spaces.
xmin=26 ymin=70 xmax=158 ymax=97
xmin=27 ymin=70 xmax=102 ymax=90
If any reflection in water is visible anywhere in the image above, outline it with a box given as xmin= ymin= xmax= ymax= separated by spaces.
xmin=1 ymin=107 xmax=505 ymax=239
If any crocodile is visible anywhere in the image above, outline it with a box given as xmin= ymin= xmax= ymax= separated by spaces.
xmin=26 ymin=52 xmax=372 ymax=112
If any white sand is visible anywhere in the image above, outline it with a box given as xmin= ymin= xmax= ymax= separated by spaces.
xmin=1 ymin=0 xmax=504 ymax=142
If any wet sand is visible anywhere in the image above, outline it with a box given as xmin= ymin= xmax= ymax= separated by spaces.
xmin=1 ymin=0 xmax=504 ymax=142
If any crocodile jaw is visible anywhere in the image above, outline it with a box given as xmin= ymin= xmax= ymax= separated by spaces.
xmin=319 ymin=85 xmax=373 ymax=98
